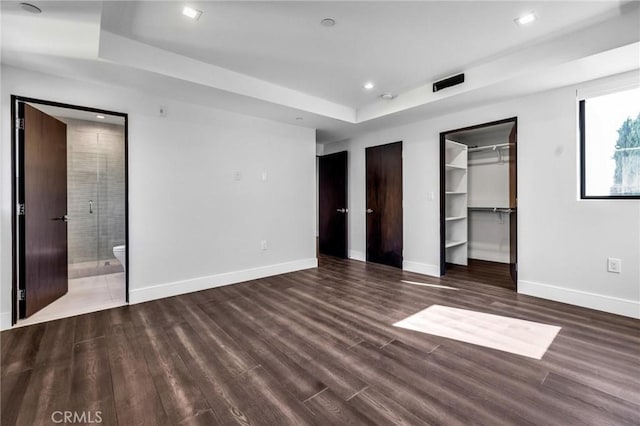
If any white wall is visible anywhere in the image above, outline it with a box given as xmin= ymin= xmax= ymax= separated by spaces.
xmin=465 ymin=133 xmax=511 ymax=263
xmin=0 ymin=65 xmax=317 ymax=329
xmin=324 ymin=71 xmax=640 ymax=318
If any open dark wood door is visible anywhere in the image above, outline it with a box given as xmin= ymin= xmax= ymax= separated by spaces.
xmin=19 ymin=103 xmax=69 ymax=317
xmin=366 ymin=142 xmax=403 ymax=268
xmin=509 ymin=124 xmax=518 ymax=284
xmin=319 ymin=151 xmax=348 ymax=258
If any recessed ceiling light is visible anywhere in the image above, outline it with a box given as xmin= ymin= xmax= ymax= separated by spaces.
xmin=380 ymin=93 xmax=396 ymax=100
xmin=515 ymin=12 xmax=536 ymax=26
xmin=20 ymin=3 xmax=42 ymax=14
xmin=96 ymin=115 xmax=105 ymax=119
xmin=183 ymin=6 xmax=202 ymax=20
xmin=363 ymin=82 xmax=375 ymax=90
xmin=321 ymin=18 xmax=336 ymax=27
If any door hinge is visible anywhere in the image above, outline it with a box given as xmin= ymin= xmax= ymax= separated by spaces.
xmin=18 ymin=289 xmax=25 ymax=301
xmin=16 ymin=118 xmax=24 ymax=130
xmin=18 ymin=203 xmax=25 ymax=216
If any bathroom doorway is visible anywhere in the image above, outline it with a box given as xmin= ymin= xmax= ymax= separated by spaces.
xmin=11 ymin=96 xmax=129 ymax=326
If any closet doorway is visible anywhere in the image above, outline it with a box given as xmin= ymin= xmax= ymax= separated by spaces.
xmin=440 ymin=118 xmax=517 ymax=289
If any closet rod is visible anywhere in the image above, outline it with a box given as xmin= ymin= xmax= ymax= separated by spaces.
xmin=468 ymin=143 xmax=513 ymax=152
xmin=468 ymin=207 xmax=515 ymax=213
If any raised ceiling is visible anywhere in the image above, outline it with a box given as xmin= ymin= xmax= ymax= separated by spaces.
xmin=100 ymin=1 xmax=622 ymax=107
xmin=2 ymin=1 xmax=639 ymax=143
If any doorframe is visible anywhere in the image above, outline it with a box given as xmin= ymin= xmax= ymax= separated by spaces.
xmin=439 ymin=117 xmax=517 ymax=279
xmin=10 ymin=95 xmax=130 ymax=326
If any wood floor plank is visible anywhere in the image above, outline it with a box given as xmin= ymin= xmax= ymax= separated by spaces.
xmin=171 ymin=297 xmax=258 ymax=376
xmin=14 ymin=364 xmax=71 ymax=426
xmin=107 ymin=323 xmax=168 ymax=425
xmin=199 ymin=300 xmax=327 ymax=401
xmin=137 ymin=324 xmax=211 ymax=425
xmin=235 ymin=366 xmax=319 ymax=425
xmin=218 ymin=296 xmax=370 ymax=401
xmin=73 ymin=309 xmax=110 ymax=343
xmin=0 ymin=370 xmax=31 ymax=426
xmin=1 ymin=323 xmax=45 ymax=376
xmin=34 ymin=316 xmax=76 ymax=367
xmin=68 ymin=336 xmax=117 ymax=425
xmin=542 ymin=372 xmax=640 ymax=426
xmin=304 ymin=388 xmax=375 ymax=425
xmin=350 ymin=340 xmax=535 ymax=425
xmin=347 ymin=387 xmax=429 ymax=426
xmin=162 ymin=321 xmax=254 ymax=425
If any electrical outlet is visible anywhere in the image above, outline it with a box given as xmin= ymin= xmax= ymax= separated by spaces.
xmin=260 ymin=240 xmax=268 ymax=251
xmin=607 ymin=258 xmax=621 ymax=273
xmin=159 ymin=106 xmax=167 ymax=117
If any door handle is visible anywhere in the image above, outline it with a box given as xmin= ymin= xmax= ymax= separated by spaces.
xmin=366 ymin=208 xmax=374 ymax=214
xmin=89 ymin=200 xmax=93 ymax=214
xmin=52 ymin=215 xmax=69 ymax=222
xmin=336 ymin=208 xmax=346 ymax=213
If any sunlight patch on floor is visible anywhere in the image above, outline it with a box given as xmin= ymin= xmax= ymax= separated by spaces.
xmin=401 ymin=280 xmax=459 ymax=290
xmin=393 ymin=304 xmax=561 ymax=359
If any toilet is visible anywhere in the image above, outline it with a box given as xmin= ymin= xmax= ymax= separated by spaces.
xmin=113 ymin=245 xmax=126 ymax=272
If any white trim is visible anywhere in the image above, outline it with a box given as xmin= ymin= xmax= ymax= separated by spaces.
xmin=348 ymin=250 xmax=366 ymax=262
xmin=403 ymin=260 xmax=441 ymax=278
xmin=518 ymin=280 xmax=640 ymax=319
xmin=0 ymin=312 xmax=12 ymax=331
xmin=129 ymin=258 xmax=317 ymax=304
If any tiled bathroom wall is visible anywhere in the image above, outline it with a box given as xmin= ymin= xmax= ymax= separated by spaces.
xmin=62 ymin=118 xmax=125 ymax=278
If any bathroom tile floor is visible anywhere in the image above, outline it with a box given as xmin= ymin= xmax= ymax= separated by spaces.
xmin=17 ymin=272 xmax=126 ymax=327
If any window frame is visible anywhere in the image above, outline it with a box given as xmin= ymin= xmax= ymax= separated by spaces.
xmin=579 ymin=93 xmax=640 ymax=200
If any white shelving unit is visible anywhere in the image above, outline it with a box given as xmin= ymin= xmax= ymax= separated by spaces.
xmin=444 ymin=140 xmax=468 ymax=266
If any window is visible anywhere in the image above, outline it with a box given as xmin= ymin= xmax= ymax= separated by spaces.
xmin=580 ymin=86 xmax=640 ymax=199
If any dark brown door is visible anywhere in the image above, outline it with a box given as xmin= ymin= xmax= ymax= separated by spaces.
xmin=20 ymin=103 xmax=69 ymax=317
xmin=319 ymin=151 xmax=348 ymax=258
xmin=509 ymin=124 xmax=518 ymax=284
xmin=366 ymin=142 xmax=403 ymax=268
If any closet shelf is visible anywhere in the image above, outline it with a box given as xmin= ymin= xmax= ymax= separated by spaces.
xmin=468 ymin=143 xmax=513 ymax=164
xmin=446 ymin=216 xmax=466 ymax=221
xmin=468 ymin=143 xmax=513 ymax=153
xmin=445 ymin=191 xmax=467 ymax=195
xmin=468 ymin=207 xmax=516 ymax=213
xmin=445 ymin=164 xmax=467 ymax=170
xmin=445 ymin=240 xmax=467 ymax=249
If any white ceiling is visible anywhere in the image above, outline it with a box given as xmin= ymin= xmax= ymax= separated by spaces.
xmin=100 ymin=1 xmax=624 ymax=107
xmin=2 ymin=1 xmax=639 ymax=144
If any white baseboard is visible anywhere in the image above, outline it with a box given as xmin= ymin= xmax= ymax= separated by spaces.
xmin=348 ymin=250 xmax=366 ymax=262
xmin=403 ymin=260 xmax=441 ymax=278
xmin=518 ymin=280 xmax=640 ymax=319
xmin=0 ymin=311 xmax=12 ymax=331
xmin=129 ymin=258 xmax=318 ymax=304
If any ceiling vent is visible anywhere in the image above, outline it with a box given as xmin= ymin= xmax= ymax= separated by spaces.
xmin=433 ymin=73 xmax=465 ymax=92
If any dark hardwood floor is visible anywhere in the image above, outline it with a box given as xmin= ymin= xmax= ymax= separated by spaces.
xmin=446 ymin=259 xmax=515 ymax=290
xmin=2 ymin=256 xmax=639 ymax=425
